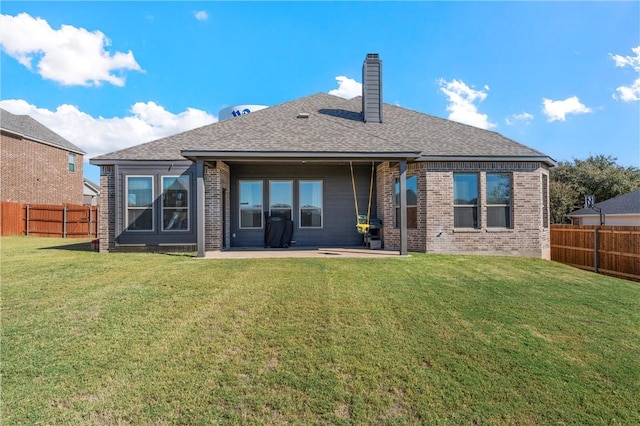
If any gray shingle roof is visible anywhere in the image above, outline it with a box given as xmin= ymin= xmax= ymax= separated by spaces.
xmin=0 ymin=108 xmax=85 ymax=154
xmin=91 ymin=93 xmax=552 ymax=163
xmin=568 ymin=189 xmax=640 ymax=216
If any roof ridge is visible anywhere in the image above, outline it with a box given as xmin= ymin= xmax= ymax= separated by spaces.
xmin=1 ymin=108 xmax=86 ymax=154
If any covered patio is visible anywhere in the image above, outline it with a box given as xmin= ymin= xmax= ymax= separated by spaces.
xmin=189 ymin=156 xmax=418 ymax=258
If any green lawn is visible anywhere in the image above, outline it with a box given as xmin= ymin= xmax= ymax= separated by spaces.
xmin=2 ymin=236 xmax=639 ymax=425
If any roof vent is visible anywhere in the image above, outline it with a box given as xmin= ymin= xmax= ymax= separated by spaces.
xmin=297 ymin=113 xmax=309 ymax=119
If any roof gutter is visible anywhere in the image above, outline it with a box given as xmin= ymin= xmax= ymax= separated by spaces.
xmin=567 ymin=212 xmax=637 ymax=217
xmin=417 ymin=155 xmax=556 ymax=167
xmin=1 ymin=127 xmax=86 ymax=155
xmin=180 ymin=150 xmax=422 ymax=162
xmin=89 ymin=159 xmax=191 ymax=166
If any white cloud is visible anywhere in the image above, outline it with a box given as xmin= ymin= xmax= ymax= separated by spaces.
xmin=542 ymin=96 xmax=592 ymax=122
xmin=611 ymin=45 xmax=640 ymax=69
xmin=505 ymin=112 xmax=534 ymax=125
xmin=514 ymin=112 xmax=534 ymax=120
xmin=0 ymin=99 xmax=217 ymax=159
xmin=437 ymin=78 xmax=496 ymax=129
xmin=611 ymin=45 xmax=640 ymax=102
xmin=0 ymin=13 xmax=142 ymax=86
xmin=194 ymin=11 xmax=209 ymax=22
xmin=328 ymin=76 xmax=362 ymax=99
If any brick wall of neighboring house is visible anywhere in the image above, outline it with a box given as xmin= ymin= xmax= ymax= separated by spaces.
xmin=204 ymin=161 xmax=230 ymax=251
xmin=1 ymin=131 xmax=83 ymax=205
xmin=379 ymin=161 xmax=551 ymax=259
xmin=99 ymin=166 xmax=116 ymax=252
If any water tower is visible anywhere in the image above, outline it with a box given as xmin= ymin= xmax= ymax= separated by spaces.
xmin=218 ymin=104 xmax=268 ymax=121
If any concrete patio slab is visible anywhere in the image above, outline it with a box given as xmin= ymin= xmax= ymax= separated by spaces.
xmin=202 ymin=247 xmax=405 ymax=259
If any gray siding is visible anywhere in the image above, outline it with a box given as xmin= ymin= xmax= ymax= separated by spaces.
xmin=115 ymin=163 xmax=197 ymax=246
xmin=230 ymin=164 xmax=377 ymax=247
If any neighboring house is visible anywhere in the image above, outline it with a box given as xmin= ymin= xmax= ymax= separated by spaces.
xmin=90 ymin=54 xmax=555 ymax=258
xmin=83 ymin=178 xmax=101 ymax=206
xmin=1 ymin=108 xmax=85 ymax=205
xmin=567 ymin=189 xmax=640 ymax=226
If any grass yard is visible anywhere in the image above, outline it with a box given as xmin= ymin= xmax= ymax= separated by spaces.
xmin=2 ymin=236 xmax=639 ymax=425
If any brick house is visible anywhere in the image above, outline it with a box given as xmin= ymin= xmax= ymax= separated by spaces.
xmin=91 ymin=54 xmax=554 ymax=258
xmin=1 ymin=109 xmax=85 ymax=205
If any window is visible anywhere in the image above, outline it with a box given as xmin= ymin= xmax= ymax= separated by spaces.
xmin=126 ymin=176 xmax=154 ymax=231
xmin=162 ymin=176 xmax=190 ymax=231
xmin=395 ymin=175 xmax=417 ymax=228
xmin=454 ymin=173 xmax=479 ymax=228
xmin=486 ymin=173 xmax=512 ymax=228
xmin=239 ymin=180 xmax=263 ymax=228
xmin=299 ymin=180 xmax=323 ymax=228
xmin=269 ymin=180 xmax=293 ymax=220
xmin=68 ymin=153 xmax=76 ymax=172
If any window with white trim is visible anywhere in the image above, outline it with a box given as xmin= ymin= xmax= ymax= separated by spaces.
xmin=486 ymin=173 xmax=512 ymax=228
xmin=239 ymin=180 xmax=263 ymax=228
xmin=453 ymin=173 xmax=479 ymax=228
xmin=269 ymin=180 xmax=293 ymax=220
xmin=68 ymin=153 xmax=76 ymax=172
xmin=299 ymin=180 xmax=323 ymax=228
xmin=162 ymin=176 xmax=190 ymax=231
xmin=126 ymin=176 xmax=154 ymax=231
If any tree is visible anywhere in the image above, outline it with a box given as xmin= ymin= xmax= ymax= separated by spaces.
xmin=549 ymin=155 xmax=640 ymax=223
xmin=549 ymin=180 xmax=577 ymax=224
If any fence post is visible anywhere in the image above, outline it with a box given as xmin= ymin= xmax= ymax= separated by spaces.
xmin=63 ymin=205 xmax=67 ymax=238
xmin=88 ymin=206 xmax=92 ymax=237
xmin=26 ymin=204 xmax=30 ymax=236
xmin=594 ymin=228 xmax=599 ymax=274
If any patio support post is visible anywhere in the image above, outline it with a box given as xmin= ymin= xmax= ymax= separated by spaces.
xmin=399 ymin=160 xmax=408 ymax=255
xmin=196 ymin=159 xmax=206 ymax=258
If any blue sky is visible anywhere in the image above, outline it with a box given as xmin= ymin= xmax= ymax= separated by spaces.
xmin=1 ymin=1 xmax=638 ymax=184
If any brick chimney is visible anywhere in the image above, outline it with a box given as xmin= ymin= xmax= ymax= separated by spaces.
xmin=362 ymin=53 xmax=382 ymax=123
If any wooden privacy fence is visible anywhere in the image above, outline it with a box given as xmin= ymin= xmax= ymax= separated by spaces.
xmin=0 ymin=202 xmax=98 ymax=238
xmin=551 ymin=225 xmax=640 ymax=281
